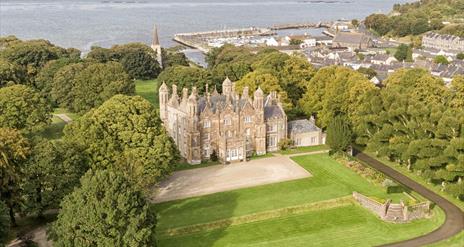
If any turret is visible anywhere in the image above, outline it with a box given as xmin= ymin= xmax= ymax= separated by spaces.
xmin=222 ymin=77 xmax=232 ymax=97
xmin=253 ymin=86 xmax=264 ymax=110
xmin=242 ymin=86 xmax=249 ymax=100
xmin=159 ymin=81 xmax=169 ymax=122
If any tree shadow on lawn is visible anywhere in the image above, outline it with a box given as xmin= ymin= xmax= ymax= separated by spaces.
xmin=154 ymin=192 xmax=239 ymax=247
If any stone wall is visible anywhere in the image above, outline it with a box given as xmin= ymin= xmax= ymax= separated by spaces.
xmin=352 ymin=192 xmax=430 ymax=223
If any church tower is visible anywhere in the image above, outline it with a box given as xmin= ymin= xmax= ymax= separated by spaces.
xmin=151 ymin=24 xmax=163 ymax=68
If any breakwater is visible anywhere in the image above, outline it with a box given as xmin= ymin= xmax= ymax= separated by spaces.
xmin=173 ymin=27 xmax=273 ymax=53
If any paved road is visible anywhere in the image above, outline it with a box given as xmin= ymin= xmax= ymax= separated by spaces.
xmin=355 ymin=151 xmax=464 ymax=247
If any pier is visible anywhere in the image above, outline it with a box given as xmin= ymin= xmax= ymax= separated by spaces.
xmin=270 ymin=21 xmax=332 ymax=30
xmin=173 ymin=27 xmax=273 ymax=53
xmin=172 ymin=22 xmax=335 ymax=53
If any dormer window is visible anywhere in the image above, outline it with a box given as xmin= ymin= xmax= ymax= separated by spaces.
xmin=244 ymin=116 xmax=252 ymax=123
xmin=204 ymin=120 xmax=211 ymax=128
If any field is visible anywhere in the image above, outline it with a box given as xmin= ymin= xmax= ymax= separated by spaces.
xmin=154 ymin=154 xmax=444 ymax=246
xmin=135 ymin=79 xmax=158 ymax=106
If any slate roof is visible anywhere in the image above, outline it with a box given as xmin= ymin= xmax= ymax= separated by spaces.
xmin=333 ymin=32 xmax=369 ymax=45
xmin=264 ymin=105 xmax=284 ymax=120
xmin=288 ymin=119 xmax=320 ymax=134
xmin=197 ymin=93 xmax=285 ymax=120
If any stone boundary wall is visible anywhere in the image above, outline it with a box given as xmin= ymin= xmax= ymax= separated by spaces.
xmin=353 ymin=192 xmax=430 ymax=223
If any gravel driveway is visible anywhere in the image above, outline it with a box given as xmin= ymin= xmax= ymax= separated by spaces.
xmin=151 ymin=156 xmax=311 ymax=203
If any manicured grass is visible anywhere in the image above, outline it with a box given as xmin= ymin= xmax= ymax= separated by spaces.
xmin=362 ymin=150 xmax=464 ymax=211
xmin=279 ymin=145 xmax=329 ymax=155
xmin=158 ymin=205 xmax=444 ymax=247
xmin=154 ymin=154 xmax=409 ymax=231
xmin=175 ymin=161 xmax=221 ymax=171
xmin=427 ymin=230 xmax=464 ymax=247
xmin=135 ymin=79 xmax=158 ymax=106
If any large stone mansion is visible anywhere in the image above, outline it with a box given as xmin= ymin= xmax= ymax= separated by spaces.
xmin=159 ymin=78 xmax=289 ymax=164
xmin=159 ymin=78 xmax=326 ymax=164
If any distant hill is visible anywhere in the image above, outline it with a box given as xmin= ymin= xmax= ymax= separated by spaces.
xmin=365 ymin=0 xmax=464 ymax=38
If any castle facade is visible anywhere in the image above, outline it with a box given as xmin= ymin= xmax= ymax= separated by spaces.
xmin=159 ymin=78 xmax=287 ymax=164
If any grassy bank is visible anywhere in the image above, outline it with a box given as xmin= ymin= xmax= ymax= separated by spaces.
xmin=155 ymin=154 xmax=444 ymax=246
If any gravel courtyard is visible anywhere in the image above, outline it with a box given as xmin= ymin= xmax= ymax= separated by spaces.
xmin=151 ymin=156 xmax=311 ymax=203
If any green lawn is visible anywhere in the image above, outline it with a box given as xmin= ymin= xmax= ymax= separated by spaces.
xmin=136 ymin=79 xmax=158 ymax=106
xmin=278 ymin=145 xmax=329 ymax=155
xmin=427 ymin=230 xmax=464 ymax=247
xmin=158 ymin=205 xmax=443 ymax=247
xmin=154 ymin=154 xmax=414 ymax=231
xmin=362 ymin=150 xmax=464 ymax=211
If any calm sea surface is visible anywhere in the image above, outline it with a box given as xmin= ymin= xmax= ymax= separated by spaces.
xmin=1 ymin=0 xmax=409 ymax=63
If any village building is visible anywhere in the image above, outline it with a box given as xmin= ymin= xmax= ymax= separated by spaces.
xmin=159 ymin=78 xmax=288 ymax=164
xmin=332 ymin=32 xmax=373 ymax=51
xmin=288 ymin=118 xmax=325 ymax=147
xmin=422 ymin=32 xmax=464 ymax=52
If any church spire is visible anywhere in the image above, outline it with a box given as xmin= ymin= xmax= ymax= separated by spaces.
xmin=152 ymin=24 xmax=160 ymax=47
xmin=151 ymin=24 xmax=163 ymax=68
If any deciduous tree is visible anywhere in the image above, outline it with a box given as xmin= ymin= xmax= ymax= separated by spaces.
xmin=49 ymin=169 xmax=157 ymax=246
xmin=22 ymin=139 xmax=89 ymax=216
xmin=0 ymin=128 xmax=29 ymax=226
xmin=0 ymin=200 xmax=10 ymax=245
xmin=63 ymin=95 xmax=178 ymax=187
xmin=0 ymin=85 xmax=52 ymax=132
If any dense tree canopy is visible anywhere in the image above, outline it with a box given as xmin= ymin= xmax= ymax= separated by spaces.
xmin=22 ymin=138 xmax=89 ymax=216
xmin=63 ymin=95 xmax=178 ymax=187
xmin=0 ymin=200 xmax=10 ymax=245
xmin=365 ymin=0 xmax=464 ymax=37
xmin=383 ymin=68 xmax=448 ymax=105
xmin=0 ymin=128 xmax=30 ymax=225
xmin=51 ymin=61 xmax=134 ymax=113
xmin=327 ymin=115 xmax=353 ymax=154
xmin=299 ymin=66 xmax=376 ymax=128
xmin=50 ymin=169 xmax=157 ymax=246
xmin=0 ymin=84 xmax=52 ymax=132
xmin=0 ymin=58 xmax=25 ymax=87
xmin=394 ymin=44 xmax=413 ymax=62
xmin=0 ymin=38 xmax=75 ymax=82
xmin=161 ymin=46 xmax=189 ymax=68
xmin=353 ymin=68 xmax=464 ymax=199
xmin=87 ymin=43 xmax=161 ymax=79
xmin=35 ymin=57 xmax=79 ymax=98
xmin=156 ymin=65 xmax=213 ymax=94
xmin=450 ymin=75 xmax=464 ymax=109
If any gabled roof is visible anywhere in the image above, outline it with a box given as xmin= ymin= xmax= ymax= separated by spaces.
xmin=288 ymin=119 xmax=320 ymax=134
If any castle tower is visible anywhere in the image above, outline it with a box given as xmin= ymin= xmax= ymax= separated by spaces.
xmin=222 ymin=77 xmax=232 ymax=97
xmin=253 ymin=87 xmax=264 ymax=110
xmin=158 ymin=81 xmax=169 ymax=123
xmin=187 ymin=86 xmax=201 ymax=164
xmin=151 ymin=24 xmax=163 ymax=68
xmin=253 ymin=86 xmax=266 ymax=155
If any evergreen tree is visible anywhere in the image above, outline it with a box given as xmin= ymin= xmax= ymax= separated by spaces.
xmin=326 ymin=115 xmax=353 ymax=154
xmin=50 ymin=169 xmax=157 ymax=246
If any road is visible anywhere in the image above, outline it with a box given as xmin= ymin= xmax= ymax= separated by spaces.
xmin=355 ymin=151 xmax=464 ymax=247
